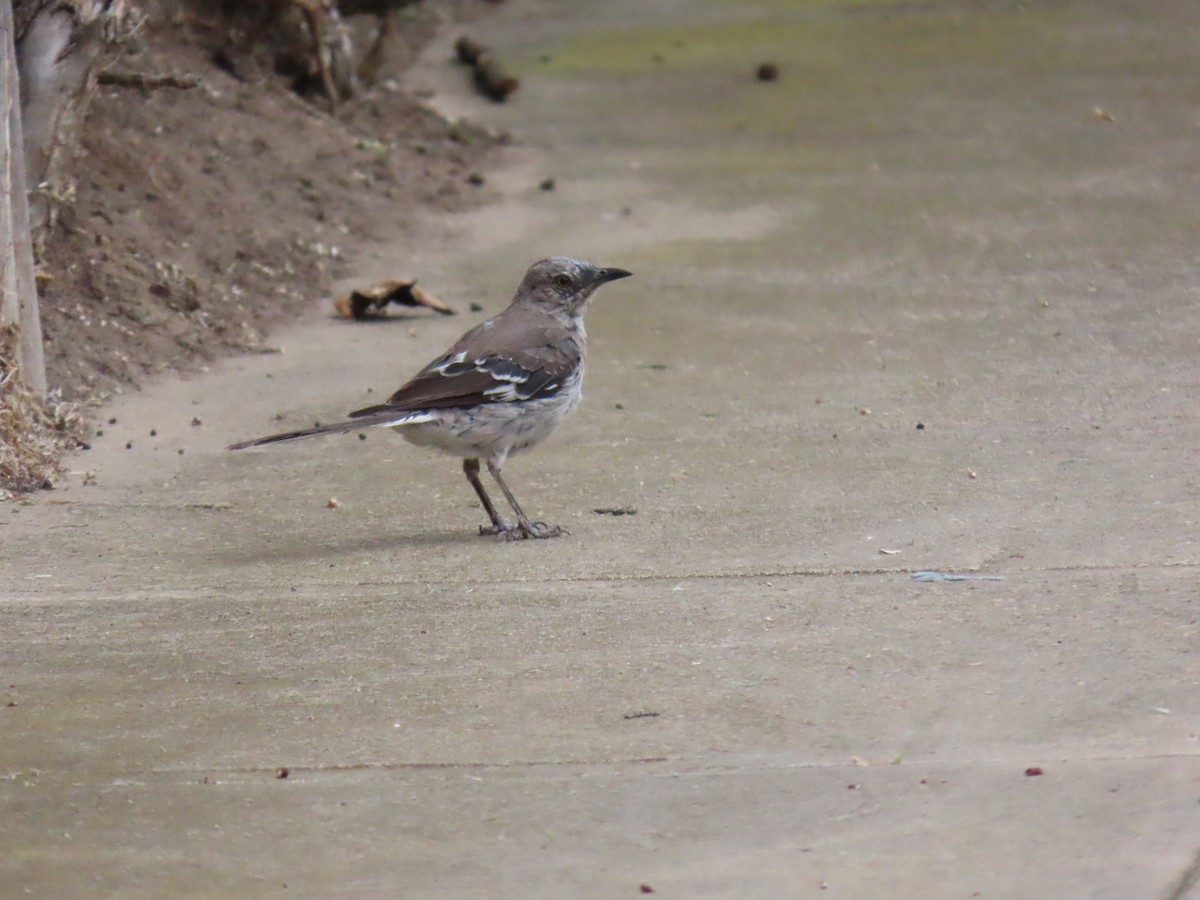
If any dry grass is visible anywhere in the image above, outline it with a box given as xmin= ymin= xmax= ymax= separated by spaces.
xmin=0 ymin=323 xmax=87 ymax=499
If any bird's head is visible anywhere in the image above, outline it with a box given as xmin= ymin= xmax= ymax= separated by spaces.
xmin=517 ymin=257 xmax=632 ymax=317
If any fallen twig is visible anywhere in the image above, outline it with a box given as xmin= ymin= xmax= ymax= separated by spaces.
xmin=594 ymin=507 xmax=637 ymax=516
xmin=97 ymin=69 xmax=202 ymax=90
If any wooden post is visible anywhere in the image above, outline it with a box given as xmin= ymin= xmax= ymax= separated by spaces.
xmin=0 ymin=0 xmax=46 ymax=396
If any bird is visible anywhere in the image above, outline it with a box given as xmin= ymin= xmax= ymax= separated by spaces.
xmin=228 ymin=257 xmax=633 ymax=541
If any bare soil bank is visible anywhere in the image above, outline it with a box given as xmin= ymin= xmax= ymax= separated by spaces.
xmin=37 ymin=0 xmax=500 ymax=402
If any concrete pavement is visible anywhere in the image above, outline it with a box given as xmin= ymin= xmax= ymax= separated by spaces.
xmin=3 ymin=0 xmax=1199 ymax=897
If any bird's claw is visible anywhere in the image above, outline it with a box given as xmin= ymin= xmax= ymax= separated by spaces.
xmin=492 ymin=520 xmax=568 ymax=542
xmin=526 ymin=521 xmax=568 ymax=539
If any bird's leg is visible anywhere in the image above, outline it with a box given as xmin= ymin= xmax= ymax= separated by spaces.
xmin=463 ymin=458 xmax=511 ymax=536
xmin=486 ymin=460 xmax=567 ymax=540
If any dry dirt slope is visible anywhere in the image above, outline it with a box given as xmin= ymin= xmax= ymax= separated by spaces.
xmin=37 ymin=0 xmax=500 ymax=403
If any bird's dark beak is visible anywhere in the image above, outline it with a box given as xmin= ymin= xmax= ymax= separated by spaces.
xmin=591 ymin=266 xmax=633 ymax=285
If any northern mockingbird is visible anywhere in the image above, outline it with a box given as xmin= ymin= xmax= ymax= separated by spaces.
xmin=228 ymin=257 xmax=632 ymax=540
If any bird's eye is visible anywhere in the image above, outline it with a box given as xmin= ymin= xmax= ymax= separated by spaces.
xmin=554 ymin=273 xmax=573 ymax=289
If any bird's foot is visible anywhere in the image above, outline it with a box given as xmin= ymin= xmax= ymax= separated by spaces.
xmin=495 ymin=520 xmax=568 ymax=542
xmin=526 ymin=520 xmax=568 ymax=540
xmin=478 ymin=520 xmax=514 ymax=537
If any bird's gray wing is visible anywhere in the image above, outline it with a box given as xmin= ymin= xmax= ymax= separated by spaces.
xmin=348 ymin=318 xmax=581 ymax=418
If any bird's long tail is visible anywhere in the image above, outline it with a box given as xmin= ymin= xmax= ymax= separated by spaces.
xmin=226 ymin=411 xmax=431 ymax=450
